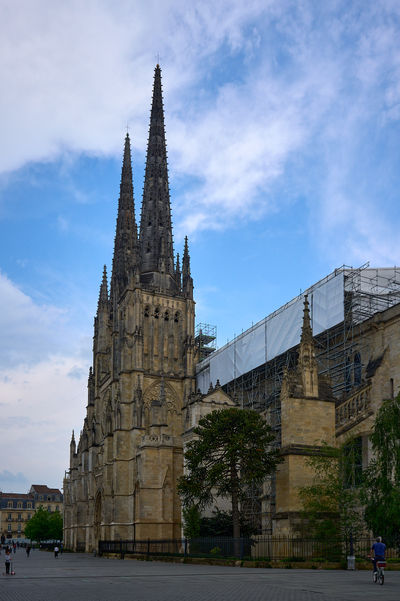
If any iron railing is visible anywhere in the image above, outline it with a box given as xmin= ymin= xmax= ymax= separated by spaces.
xmin=98 ymin=536 xmax=400 ymax=561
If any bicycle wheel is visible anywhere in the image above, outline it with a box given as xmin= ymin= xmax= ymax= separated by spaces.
xmin=379 ymin=572 xmax=384 ymax=585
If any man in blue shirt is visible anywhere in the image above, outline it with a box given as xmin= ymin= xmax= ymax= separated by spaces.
xmin=370 ymin=536 xmax=386 ymax=573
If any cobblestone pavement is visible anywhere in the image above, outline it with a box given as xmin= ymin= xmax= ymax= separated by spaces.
xmin=0 ymin=549 xmax=399 ymax=601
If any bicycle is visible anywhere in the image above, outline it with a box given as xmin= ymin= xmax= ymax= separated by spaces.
xmin=370 ymin=558 xmax=385 ymax=585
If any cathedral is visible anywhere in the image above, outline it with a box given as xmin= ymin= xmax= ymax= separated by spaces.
xmin=63 ymin=65 xmax=198 ymax=551
xmin=64 ymin=65 xmax=400 ymax=551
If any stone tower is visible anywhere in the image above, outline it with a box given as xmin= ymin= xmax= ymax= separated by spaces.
xmin=273 ymin=295 xmax=336 ymax=536
xmin=63 ymin=65 xmax=197 ymax=552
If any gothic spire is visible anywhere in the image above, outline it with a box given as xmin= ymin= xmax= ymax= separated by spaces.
xmin=300 ymin=294 xmax=313 ymax=344
xmin=175 ymin=253 xmax=181 ymax=289
xmin=111 ymin=133 xmax=138 ymax=301
xmin=87 ymin=367 xmax=94 ymax=406
xmin=182 ymin=236 xmax=193 ymax=298
xmin=139 ymin=65 xmax=176 ymax=291
xmin=97 ymin=265 xmax=109 ymax=311
xmin=298 ymin=294 xmax=319 ymax=397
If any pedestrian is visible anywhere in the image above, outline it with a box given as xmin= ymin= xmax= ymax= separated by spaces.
xmin=54 ymin=545 xmax=59 ymax=558
xmin=4 ymin=550 xmax=11 ymax=575
xmin=26 ymin=545 xmax=31 ymax=558
xmin=13 ymin=542 xmax=16 ymax=554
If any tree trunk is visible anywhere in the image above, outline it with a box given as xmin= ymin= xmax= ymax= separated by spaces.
xmin=231 ymin=462 xmax=240 ymax=557
xmin=231 ymin=487 xmax=240 ymax=539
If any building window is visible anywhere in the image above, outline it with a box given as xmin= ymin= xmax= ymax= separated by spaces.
xmin=7 ymin=501 xmax=13 ymax=508
xmin=18 ymin=514 xmax=22 ymax=521
xmin=17 ymin=502 xmax=22 ymax=509
xmin=17 ymin=524 xmax=21 ymax=533
xmin=353 ymin=352 xmax=362 ymax=386
xmin=27 ymin=514 xmax=31 ymax=520
xmin=345 ymin=356 xmax=352 ymax=392
xmin=7 ymin=513 xmax=12 ymax=521
xmin=27 ymin=502 xmax=32 ymax=509
xmin=39 ymin=495 xmax=43 ymax=501
xmin=47 ymin=506 xmax=51 ymax=512
xmin=7 ymin=524 xmax=11 ymax=532
xmin=56 ymin=506 xmax=59 ymax=512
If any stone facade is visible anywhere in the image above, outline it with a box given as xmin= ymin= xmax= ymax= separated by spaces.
xmin=272 ymin=296 xmax=336 ymax=535
xmin=272 ymin=296 xmax=400 ymax=536
xmin=335 ymin=302 xmax=400 ymax=467
xmin=64 ymin=66 xmax=400 ymax=548
xmin=63 ymin=65 xmax=196 ymax=551
xmin=0 ymin=485 xmax=63 ymax=541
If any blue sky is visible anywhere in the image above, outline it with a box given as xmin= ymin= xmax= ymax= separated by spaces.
xmin=1 ymin=0 xmax=400 ymax=492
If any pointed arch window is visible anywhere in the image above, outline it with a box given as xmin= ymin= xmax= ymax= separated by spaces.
xmin=144 ymin=306 xmax=150 ymax=317
xmin=164 ymin=310 xmax=169 ymax=321
xmin=154 ymin=307 xmax=160 ymax=319
xmin=345 ymin=356 xmax=352 ymax=392
xmin=174 ymin=311 xmax=180 ymax=323
xmin=354 ymin=352 xmax=362 ymax=386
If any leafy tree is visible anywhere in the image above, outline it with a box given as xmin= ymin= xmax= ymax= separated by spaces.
xmin=298 ymin=441 xmax=364 ymax=540
xmin=24 ymin=506 xmax=50 ymax=542
xmin=177 ymin=408 xmax=280 ymax=538
xmin=361 ymin=396 xmax=400 ymax=545
xmin=25 ymin=507 xmax=63 ymax=542
xmin=48 ymin=511 xmax=63 ymax=541
xmin=199 ymin=508 xmax=257 ymax=537
xmin=182 ymin=505 xmax=201 ymax=538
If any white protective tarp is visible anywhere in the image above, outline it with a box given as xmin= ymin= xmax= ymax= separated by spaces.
xmin=196 ymin=363 xmax=210 ymax=394
xmin=196 ymin=270 xmax=346 ymax=392
xmin=266 ymin=298 xmax=303 ymax=360
xmin=235 ymin=321 xmax=266 ymax=377
xmin=209 ymin=341 xmax=235 ymax=390
xmin=312 ymin=272 xmax=344 ymax=335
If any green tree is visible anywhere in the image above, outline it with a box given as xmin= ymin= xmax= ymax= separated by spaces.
xmin=298 ymin=441 xmax=364 ymax=540
xmin=182 ymin=505 xmax=201 ymax=538
xmin=361 ymin=396 xmax=400 ymax=544
xmin=177 ymin=408 xmax=280 ymax=538
xmin=199 ymin=508 xmax=257 ymax=537
xmin=24 ymin=506 xmax=50 ymax=542
xmin=48 ymin=511 xmax=63 ymax=541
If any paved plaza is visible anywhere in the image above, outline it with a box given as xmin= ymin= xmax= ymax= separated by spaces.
xmin=0 ymin=548 xmax=399 ymax=601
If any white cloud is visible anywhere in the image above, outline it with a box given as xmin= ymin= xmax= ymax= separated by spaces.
xmin=0 ymin=271 xmax=70 ymax=366
xmin=0 ymin=0 xmax=271 ymax=174
xmin=1 ymin=0 xmax=399 ymax=251
xmin=0 ymin=355 xmax=88 ymax=492
xmin=0 ymin=470 xmax=29 ymax=494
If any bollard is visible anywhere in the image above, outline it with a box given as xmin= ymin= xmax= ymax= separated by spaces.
xmin=347 ymin=555 xmax=355 ymax=570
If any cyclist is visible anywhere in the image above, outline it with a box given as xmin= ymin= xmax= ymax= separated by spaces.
xmin=370 ymin=536 xmax=386 ymax=574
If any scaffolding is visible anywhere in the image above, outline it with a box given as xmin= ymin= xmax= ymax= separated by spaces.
xmin=202 ymin=265 xmax=400 ymax=533
xmin=195 ymin=323 xmax=217 ymax=361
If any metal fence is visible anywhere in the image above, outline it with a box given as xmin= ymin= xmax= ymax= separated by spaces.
xmin=98 ymin=536 xmax=400 ymax=561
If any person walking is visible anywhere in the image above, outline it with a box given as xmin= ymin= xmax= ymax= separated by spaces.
xmin=4 ymin=550 xmax=11 ymax=575
xmin=26 ymin=545 xmax=31 ymax=558
xmin=54 ymin=545 xmax=59 ymax=558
